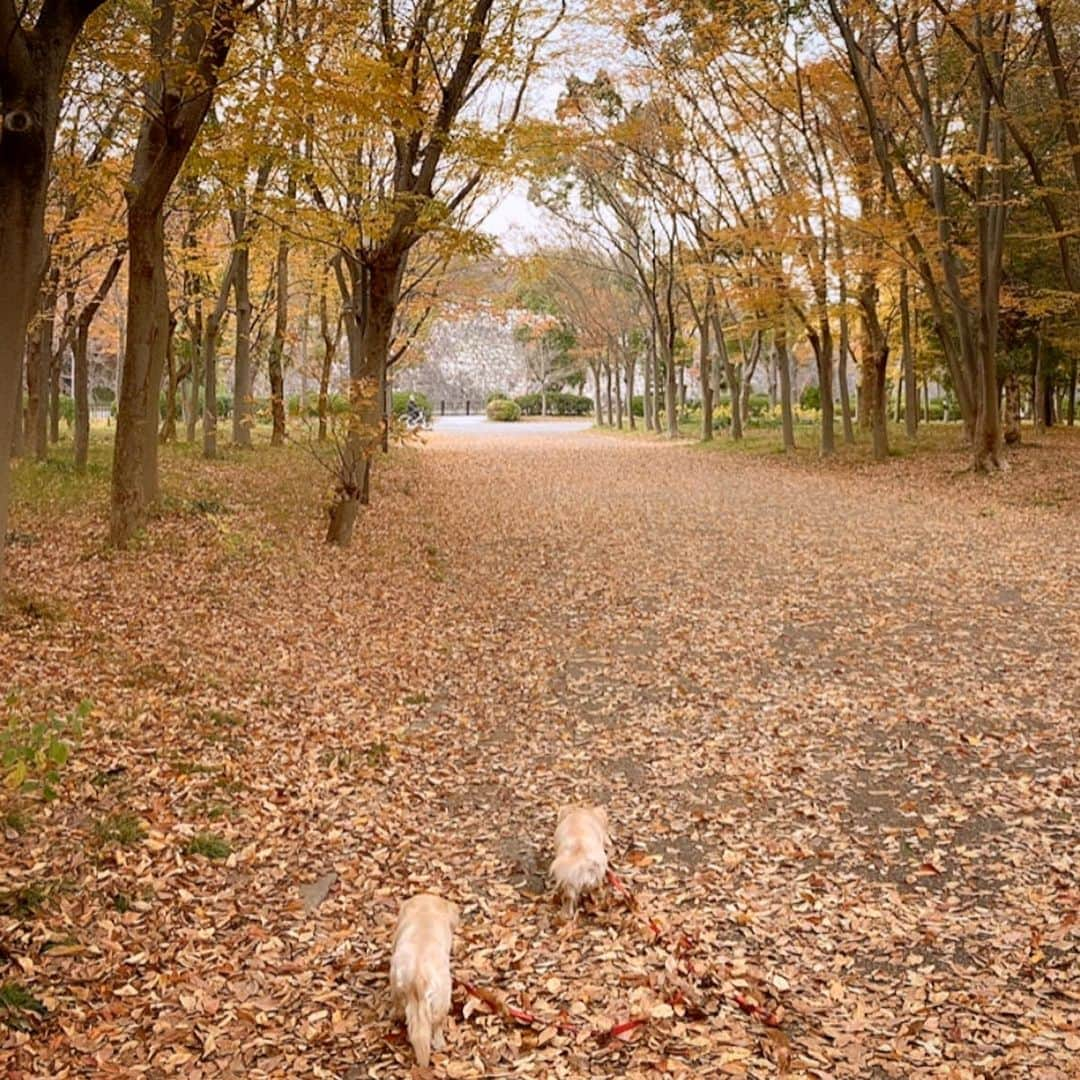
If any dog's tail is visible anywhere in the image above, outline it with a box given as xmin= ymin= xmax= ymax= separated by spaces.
xmin=404 ymin=976 xmax=433 ymax=1067
xmin=551 ymin=850 xmax=607 ymax=895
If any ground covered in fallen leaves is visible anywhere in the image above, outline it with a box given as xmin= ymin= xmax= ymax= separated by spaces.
xmin=2 ymin=422 xmax=1078 ymax=1078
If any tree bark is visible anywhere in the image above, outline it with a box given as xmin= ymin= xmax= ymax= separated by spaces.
xmin=112 ymin=206 xmax=168 ymax=544
xmin=642 ymin=338 xmax=654 ymax=430
xmin=900 ymin=268 xmax=918 ymax=438
xmin=776 ymin=329 xmax=796 ymax=451
xmin=202 ymin=252 xmax=237 ymax=459
xmin=231 ymin=216 xmax=254 ymax=447
xmin=0 ymin=0 xmax=106 ymax=587
xmin=699 ymin=311 xmax=713 ymax=442
xmin=267 ymin=230 xmax=289 ymax=446
xmin=326 ymin=254 xmax=402 ymax=546
xmin=111 ymin=0 xmax=242 ymax=544
xmin=1003 ymin=370 xmax=1020 ymax=445
xmin=1068 ymin=357 xmax=1077 ymax=426
xmin=837 ymin=287 xmax=856 ymax=444
xmin=74 ymin=253 xmax=124 ymax=471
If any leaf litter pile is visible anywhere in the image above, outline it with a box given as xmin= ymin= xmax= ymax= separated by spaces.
xmin=2 ymin=425 xmax=1078 ymax=1078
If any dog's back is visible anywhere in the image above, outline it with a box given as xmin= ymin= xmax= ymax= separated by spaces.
xmin=390 ymin=894 xmax=458 ymax=1066
xmin=551 ymin=806 xmax=609 ymax=910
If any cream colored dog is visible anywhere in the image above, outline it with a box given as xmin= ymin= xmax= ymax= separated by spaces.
xmin=550 ymin=804 xmax=610 ymax=915
xmin=389 ymin=893 xmax=460 ymax=1067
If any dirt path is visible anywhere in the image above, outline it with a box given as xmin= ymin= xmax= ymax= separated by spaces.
xmin=2 ymin=428 xmax=1077 ymax=1077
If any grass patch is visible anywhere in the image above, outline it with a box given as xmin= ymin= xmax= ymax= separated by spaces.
xmin=2 ymin=590 xmax=68 ymax=627
xmin=0 ymin=981 xmax=47 ymax=1031
xmin=0 ymin=882 xmax=50 ymax=919
xmin=185 ymin=831 xmax=231 ymax=860
xmin=3 ymin=806 xmax=30 ymax=834
xmin=92 ymin=811 xmax=146 ymax=847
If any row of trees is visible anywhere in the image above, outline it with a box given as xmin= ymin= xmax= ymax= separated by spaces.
xmin=514 ymin=0 xmax=1078 ymax=462
xmin=0 ymin=0 xmax=564 ymax=591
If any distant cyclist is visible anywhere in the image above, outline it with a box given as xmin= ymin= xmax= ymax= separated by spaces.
xmin=404 ymin=394 xmax=424 ymax=429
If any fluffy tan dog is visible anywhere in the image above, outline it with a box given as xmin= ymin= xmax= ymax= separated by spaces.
xmin=550 ymin=804 xmax=610 ymax=915
xmin=389 ymin=893 xmax=460 ymax=1067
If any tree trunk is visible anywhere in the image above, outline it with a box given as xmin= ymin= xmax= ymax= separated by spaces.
xmin=268 ymin=230 xmax=289 ymax=446
xmin=71 ymin=251 xmax=123 ymax=472
xmin=625 ymin=354 xmax=636 ymax=431
xmin=605 ymin=363 xmax=614 ymax=427
xmin=49 ymin=346 xmax=62 ymax=444
xmin=614 ymin=355 xmax=623 ymax=429
xmin=700 ymin=313 xmax=713 ymax=442
xmin=900 ymin=268 xmax=918 ymax=438
xmin=665 ymin=346 xmax=678 ymax=438
xmin=776 ymin=329 xmax=796 ymax=451
xmin=0 ymin=0 xmax=100 ymax=589
xmin=202 ymin=253 xmax=237 ymax=460
xmin=1003 ymin=370 xmax=1020 ymax=445
xmin=837 ymin=290 xmax=855 ymax=444
xmin=642 ymin=340 xmax=653 ymax=431
xmin=1068 ymin=356 xmax=1077 ymax=426
xmin=317 ymin=284 xmax=337 ymax=443
xmin=11 ymin=354 xmax=25 ymax=459
xmin=111 ymin=206 xmax=168 ymax=545
xmin=1032 ymin=335 xmax=1045 ymax=435
xmin=326 ymin=254 xmax=401 ymax=546
xmin=232 ymin=235 xmax=253 ymax=446
xmin=592 ymin=363 xmax=603 ymax=425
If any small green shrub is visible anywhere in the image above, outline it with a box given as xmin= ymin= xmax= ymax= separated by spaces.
xmin=57 ymin=395 xmax=75 ymax=428
xmin=1 ymin=698 xmax=88 ymax=801
xmin=185 ymin=831 xmax=231 ymax=860
xmin=0 ymin=883 xmax=49 ymax=919
xmin=800 ymin=384 xmax=821 ymax=410
xmin=93 ymin=812 xmax=146 ymax=847
xmin=216 ymin=395 xmax=232 ymax=419
xmin=91 ymin=386 xmax=115 ymax=405
xmin=486 ymin=390 xmax=510 ymax=404
xmin=514 ymin=391 xmax=592 ymax=416
xmin=0 ymin=981 xmax=47 ymax=1031
xmin=486 ymin=398 xmax=521 ymax=422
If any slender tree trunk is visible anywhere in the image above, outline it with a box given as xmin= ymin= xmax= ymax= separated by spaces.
xmin=592 ymin=362 xmax=603 ymax=425
xmin=700 ymin=314 xmax=713 ymax=442
xmin=900 ymin=269 xmax=918 ymax=438
xmin=232 ymin=235 xmax=253 ymax=446
xmin=665 ymin=346 xmax=678 ymax=438
xmin=643 ymin=340 xmax=654 ymax=431
xmin=268 ymin=231 xmax=289 ymax=446
xmin=837 ymin=289 xmax=855 ymax=445
xmin=160 ymin=315 xmax=179 ymax=444
xmin=49 ymin=347 xmax=62 ymax=444
xmin=614 ymin=355 xmax=624 ymax=429
xmin=1032 ymin=335 xmax=1045 ymax=435
xmin=625 ymin=354 xmax=636 ymax=430
xmin=776 ymin=330 xmax=796 ymax=451
xmin=1068 ymin=357 xmax=1077 ymax=426
xmin=605 ymin=363 xmax=614 ymax=427
xmin=1003 ymin=370 xmax=1021 ymax=445
xmin=202 ymin=254 xmax=236 ymax=460
xmin=924 ymin=378 xmax=931 ymax=423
